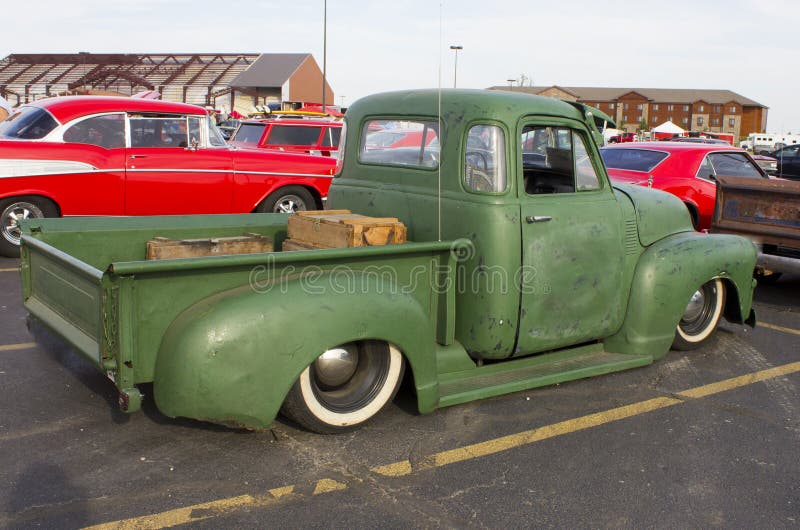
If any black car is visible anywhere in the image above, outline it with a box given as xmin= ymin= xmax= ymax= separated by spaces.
xmin=770 ymin=144 xmax=800 ymax=180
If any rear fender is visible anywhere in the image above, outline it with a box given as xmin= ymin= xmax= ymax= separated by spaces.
xmin=153 ymin=271 xmax=437 ymax=429
xmin=604 ymin=232 xmax=757 ymax=358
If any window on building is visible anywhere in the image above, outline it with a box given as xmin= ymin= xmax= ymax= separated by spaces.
xmin=712 ymin=118 xmax=720 ymax=126
xmin=609 ymin=103 xmax=615 ymax=110
xmin=729 ymin=106 xmax=736 ymax=113
xmin=698 ymin=105 xmax=705 ymax=112
xmin=697 ymin=117 xmax=705 ymax=126
xmin=637 ymin=104 xmax=643 ymax=110
xmin=652 ymin=116 xmax=658 ymax=123
xmin=668 ymin=104 xmax=674 ymax=111
xmin=729 ymin=118 xmax=735 ymax=127
xmin=636 ymin=116 xmax=642 ymax=122
xmin=653 ymin=104 xmax=659 ymax=111
xmin=624 ymin=103 xmax=629 ymax=110
xmin=683 ymin=105 xmax=690 ymax=111
xmin=713 ymin=105 xmax=721 ymax=113
xmin=595 ymin=103 xmax=600 ymax=109
xmin=623 ymin=115 xmax=628 ymax=123
xmin=682 ymin=117 xmax=689 ymax=124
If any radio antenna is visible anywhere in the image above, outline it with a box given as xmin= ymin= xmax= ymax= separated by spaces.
xmin=437 ymin=1 xmax=443 ymax=241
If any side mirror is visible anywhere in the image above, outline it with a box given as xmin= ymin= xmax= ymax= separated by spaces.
xmin=184 ymin=137 xmax=200 ymax=151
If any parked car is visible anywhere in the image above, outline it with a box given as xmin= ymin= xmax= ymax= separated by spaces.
xmin=669 ymin=137 xmax=730 ymax=145
xmin=769 ymin=144 xmax=800 ymax=180
xmin=216 ymin=118 xmax=240 ymax=140
xmin=228 ymin=117 xmax=342 ymax=156
xmin=0 ymin=96 xmax=335 ymax=256
xmin=608 ymin=131 xmax=635 ymax=143
xmin=601 ymin=142 xmax=770 ymax=230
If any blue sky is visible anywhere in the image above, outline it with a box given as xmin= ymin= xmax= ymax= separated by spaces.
xmin=4 ymin=0 xmax=798 ymax=132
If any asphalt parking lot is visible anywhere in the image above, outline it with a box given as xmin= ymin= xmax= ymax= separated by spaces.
xmin=0 ymin=255 xmax=798 ymax=529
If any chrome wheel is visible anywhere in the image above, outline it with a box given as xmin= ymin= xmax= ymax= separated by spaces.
xmin=1 ymin=201 xmax=44 ymax=245
xmin=673 ymin=278 xmax=725 ymax=350
xmin=280 ymin=341 xmax=405 ymax=433
xmin=273 ymin=194 xmax=308 ymax=213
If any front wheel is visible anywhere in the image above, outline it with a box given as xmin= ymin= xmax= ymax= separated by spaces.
xmin=0 ymin=196 xmax=58 ymax=257
xmin=280 ymin=340 xmax=405 ymax=434
xmin=257 ymin=186 xmax=316 ymax=214
xmin=672 ymin=278 xmax=725 ymax=350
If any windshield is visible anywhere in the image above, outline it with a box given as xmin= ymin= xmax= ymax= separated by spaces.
xmin=0 ymin=106 xmax=58 ymax=139
xmin=207 ymin=117 xmax=228 ymax=147
xmin=601 ymin=148 xmax=669 ymax=172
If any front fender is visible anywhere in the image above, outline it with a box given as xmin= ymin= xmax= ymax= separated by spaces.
xmin=153 ymin=272 xmax=437 ymax=429
xmin=605 ymin=232 xmax=757 ymax=359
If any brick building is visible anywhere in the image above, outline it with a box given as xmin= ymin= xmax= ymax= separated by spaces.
xmin=488 ymin=85 xmax=767 ymax=140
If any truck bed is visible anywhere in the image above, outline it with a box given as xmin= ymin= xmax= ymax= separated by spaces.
xmin=20 ymin=214 xmax=457 ymax=396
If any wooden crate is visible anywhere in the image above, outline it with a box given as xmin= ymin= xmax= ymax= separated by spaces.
xmin=282 ymin=238 xmax=328 ymax=252
xmin=146 ymin=233 xmax=274 ymax=260
xmin=287 ymin=210 xmax=406 ymax=248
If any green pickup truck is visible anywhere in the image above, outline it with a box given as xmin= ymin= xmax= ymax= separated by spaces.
xmin=20 ymin=89 xmax=758 ymax=433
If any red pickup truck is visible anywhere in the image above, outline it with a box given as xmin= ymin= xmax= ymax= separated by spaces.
xmin=608 ymin=132 xmax=636 ymax=143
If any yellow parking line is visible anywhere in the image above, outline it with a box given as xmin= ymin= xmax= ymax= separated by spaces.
xmin=758 ymin=322 xmax=800 ymax=337
xmin=83 ymin=360 xmax=800 ymax=530
xmin=0 ymin=267 xmax=18 ymax=273
xmin=0 ymin=342 xmax=36 ymax=352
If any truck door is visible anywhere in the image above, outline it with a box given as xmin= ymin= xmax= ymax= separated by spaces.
xmin=125 ymin=114 xmax=233 ymax=215
xmin=516 ymin=122 xmax=626 ymax=355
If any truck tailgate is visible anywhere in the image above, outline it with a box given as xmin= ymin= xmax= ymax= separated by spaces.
xmin=21 ymin=236 xmax=104 ymax=366
xmin=712 ymin=176 xmax=800 ymax=247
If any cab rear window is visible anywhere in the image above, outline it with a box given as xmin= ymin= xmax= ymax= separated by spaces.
xmin=359 ymin=120 xmax=439 ymax=169
xmin=600 ymin=148 xmax=669 ymax=172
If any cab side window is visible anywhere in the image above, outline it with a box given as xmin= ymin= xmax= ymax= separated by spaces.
xmin=522 ymin=126 xmax=601 ymax=194
xmin=63 ymin=114 xmax=125 ymax=149
xmin=464 ymin=124 xmax=506 ymax=193
xmin=522 ymin=126 xmax=575 ymax=194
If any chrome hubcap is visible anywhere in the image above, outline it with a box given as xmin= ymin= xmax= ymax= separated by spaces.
xmin=2 ymin=202 xmax=44 ymax=245
xmin=274 ymin=195 xmax=307 ymax=213
xmin=682 ymin=289 xmax=706 ymax=322
xmin=314 ymin=346 xmax=359 ymax=389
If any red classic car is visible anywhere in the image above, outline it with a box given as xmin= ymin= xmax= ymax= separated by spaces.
xmin=229 ymin=117 xmax=342 ymax=157
xmin=601 ymin=142 xmax=770 ymax=230
xmin=0 ymin=96 xmax=335 ymax=256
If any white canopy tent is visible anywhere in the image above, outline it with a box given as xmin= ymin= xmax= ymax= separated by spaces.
xmin=652 ymin=121 xmax=685 ymax=134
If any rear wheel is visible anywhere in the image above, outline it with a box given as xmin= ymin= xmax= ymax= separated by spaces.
xmin=672 ymin=278 xmax=725 ymax=350
xmin=280 ymin=340 xmax=405 ymax=434
xmin=0 ymin=196 xmax=58 ymax=257
xmin=257 ymin=186 xmax=316 ymax=214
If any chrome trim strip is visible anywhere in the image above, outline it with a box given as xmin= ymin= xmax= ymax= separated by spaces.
xmin=0 ymin=159 xmax=111 ymax=178
xmin=125 ymin=168 xmax=334 ymax=178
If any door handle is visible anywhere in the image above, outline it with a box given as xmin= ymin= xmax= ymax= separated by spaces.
xmin=129 ymin=154 xmax=148 ymax=159
xmin=526 ymin=215 xmax=552 ymax=223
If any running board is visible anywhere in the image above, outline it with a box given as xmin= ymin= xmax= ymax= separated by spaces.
xmin=437 ymin=344 xmax=653 ymax=408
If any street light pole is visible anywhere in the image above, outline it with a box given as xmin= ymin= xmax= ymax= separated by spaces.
xmin=449 ymin=45 xmax=463 ymax=88
xmin=321 ymin=0 xmax=327 ymax=113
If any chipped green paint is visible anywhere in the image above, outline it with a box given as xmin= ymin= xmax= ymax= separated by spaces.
xmin=20 ymin=89 xmax=757 ymax=430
